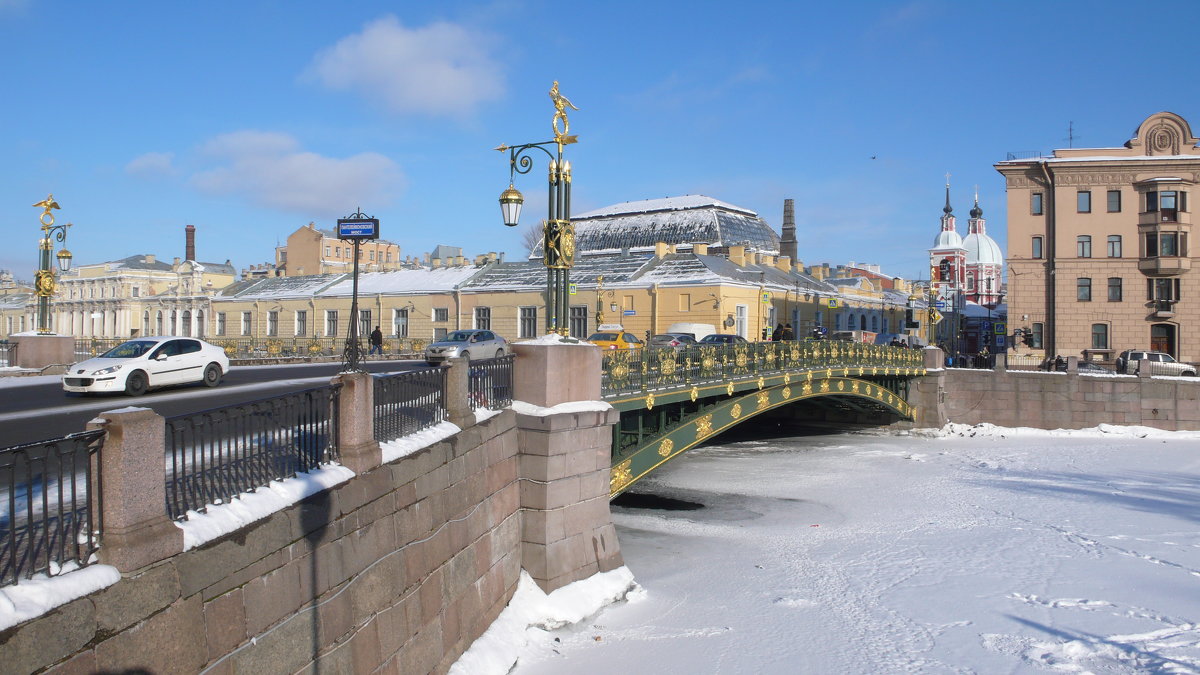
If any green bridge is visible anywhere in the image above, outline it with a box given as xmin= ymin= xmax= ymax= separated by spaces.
xmin=600 ymin=341 xmax=926 ymax=496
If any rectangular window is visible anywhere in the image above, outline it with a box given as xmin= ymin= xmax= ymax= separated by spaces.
xmin=474 ymin=307 xmax=491 ymax=330
xmin=1150 ymin=277 xmax=1181 ymax=302
xmin=519 ymin=307 xmax=538 ymax=338
xmin=1145 ymin=232 xmax=1159 ymax=257
xmin=216 ymin=312 xmax=226 ymax=336
xmin=359 ymin=310 xmax=371 ymax=337
xmin=267 ymin=311 xmax=278 ymax=336
xmin=393 ymin=308 xmax=409 ymax=337
xmin=1161 ymin=190 xmax=1178 ymax=221
xmin=326 ymin=310 xmax=338 ymax=337
xmin=369 ymin=250 xmax=375 ymax=261
xmin=1077 ymin=235 xmax=1092 ymax=258
xmin=1077 ymin=277 xmax=1092 ymax=301
xmin=132 ymin=287 xmax=140 ymax=297
xmin=1161 ymin=232 xmax=1178 ymax=256
xmin=1107 ymin=277 xmax=1122 ymax=302
xmin=296 ymin=310 xmax=307 ymax=336
xmin=1107 ymin=235 xmax=1122 ymax=258
xmin=434 ymin=308 xmax=448 ymax=322
xmin=1077 ymin=190 xmax=1091 ymax=213
xmin=334 ymin=246 xmax=340 ymax=258
xmin=1091 ymin=323 xmax=1109 ymax=350
xmin=569 ymin=306 xmax=588 ymax=339
xmin=1031 ymin=192 xmax=1044 ymax=215
xmin=1031 ymin=322 xmax=1044 ymax=349
xmin=1032 ymin=236 xmax=1043 ymax=259
xmin=241 ymin=311 xmax=252 ymax=336
xmin=1107 ymin=190 xmax=1121 ymax=212
xmin=679 ymin=293 xmax=691 ymax=312
xmin=325 ymin=246 xmax=331 ymax=257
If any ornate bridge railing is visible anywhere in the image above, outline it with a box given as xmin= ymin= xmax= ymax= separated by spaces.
xmin=601 ymin=340 xmax=925 ymax=407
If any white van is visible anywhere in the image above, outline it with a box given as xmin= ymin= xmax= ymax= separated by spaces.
xmin=665 ymin=323 xmax=718 ymax=341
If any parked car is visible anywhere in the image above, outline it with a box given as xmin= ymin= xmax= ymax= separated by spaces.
xmin=649 ymin=333 xmax=699 ymax=349
xmin=698 ymin=333 xmax=749 ymax=345
xmin=588 ymin=331 xmax=643 ymax=350
xmin=1114 ymin=350 xmax=1197 ymax=376
xmin=62 ymin=336 xmax=230 ymax=396
xmin=425 ymin=330 xmax=508 ymax=365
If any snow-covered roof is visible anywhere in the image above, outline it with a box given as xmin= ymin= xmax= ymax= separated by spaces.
xmin=563 ymin=196 xmax=780 ymax=256
xmin=574 ymin=195 xmax=756 ymax=219
xmin=319 ymin=266 xmax=483 ymax=296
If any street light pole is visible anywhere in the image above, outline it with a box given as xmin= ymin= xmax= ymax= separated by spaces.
xmin=496 ymin=81 xmax=579 ymax=336
xmin=32 ymin=195 xmax=73 ymax=335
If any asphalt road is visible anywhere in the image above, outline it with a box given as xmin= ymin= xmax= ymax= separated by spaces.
xmin=0 ymin=359 xmax=430 ymax=448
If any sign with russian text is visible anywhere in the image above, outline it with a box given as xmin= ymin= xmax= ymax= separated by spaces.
xmin=336 ymin=218 xmax=379 ymax=240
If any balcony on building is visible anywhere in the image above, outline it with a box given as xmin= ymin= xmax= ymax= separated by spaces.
xmin=1150 ymin=299 xmax=1176 ymax=319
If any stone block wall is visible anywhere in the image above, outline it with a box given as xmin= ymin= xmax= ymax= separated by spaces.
xmin=909 ymin=369 xmax=1200 ymax=431
xmin=4 ymin=346 xmax=624 ymax=674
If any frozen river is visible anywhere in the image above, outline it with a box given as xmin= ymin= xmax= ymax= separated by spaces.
xmin=505 ymin=424 xmax=1200 ymax=674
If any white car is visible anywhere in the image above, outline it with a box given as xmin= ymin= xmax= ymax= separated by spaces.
xmin=63 ymin=336 xmax=230 ymax=396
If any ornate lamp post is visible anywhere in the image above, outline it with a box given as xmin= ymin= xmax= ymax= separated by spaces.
xmin=496 ymin=81 xmax=579 ymax=335
xmin=32 ymin=195 xmax=73 ymax=335
xmin=335 ymin=208 xmax=380 ymax=372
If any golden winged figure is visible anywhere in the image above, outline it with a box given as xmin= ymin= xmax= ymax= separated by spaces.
xmin=549 ymin=81 xmax=579 ymax=140
xmin=33 ymin=194 xmax=60 ymax=211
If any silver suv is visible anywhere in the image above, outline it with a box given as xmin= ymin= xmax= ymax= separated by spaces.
xmin=425 ymin=330 xmax=508 ymax=365
xmin=1115 ymin=350 xmax=1197 ymax=376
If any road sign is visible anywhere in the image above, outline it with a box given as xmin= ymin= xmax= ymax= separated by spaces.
xmin=569 ymin=283 xmax=577 ymax=295
xmin=934 ymin=301 xmax=946 ymax=309
xmin=336 ymin=218 xmax=379 ymax=240
xmin=826 ymin=298 xmax=840 ymax=309
xmin=930 ymin=309 xmax=943 ymax=324
xmin=622 ymin=310 xmax=636 ymax=316
xmin=761 ymin=291 xmax=771 ymax=304
xmin=993 ymin=321 xmax=1006 ymax=335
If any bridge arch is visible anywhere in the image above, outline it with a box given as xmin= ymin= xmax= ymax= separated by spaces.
xmin=609 ymin=376 xmax=914 ymax=497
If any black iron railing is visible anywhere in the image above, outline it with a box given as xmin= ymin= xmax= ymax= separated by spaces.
xmin=602 ymin=341 xmax=924 ymax=398
xmin=164 ymin=385 xmax=341 ymax=521
xmin=373 ymin=368 xmax=447 ymax=443
xmin=469 ymin=355 xmax=515 ymax=411
xmin=1 ymin=430 xmax=104 ymax=586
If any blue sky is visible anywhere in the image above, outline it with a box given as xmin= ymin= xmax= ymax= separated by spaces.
xmin=3 ymin=1 xmax=1198 ymax=283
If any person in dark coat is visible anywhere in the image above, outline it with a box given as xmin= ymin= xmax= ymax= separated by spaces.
xmin=369 ymin=326 xmax=383 ymax=355
xmin=781 ymin=324 xmax=795 ymax=341
xmin=771 ymin=323 xmax=784 ymax=341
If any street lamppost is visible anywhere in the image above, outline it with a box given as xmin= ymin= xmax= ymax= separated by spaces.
xmin=496 ymin=81 xmax=579 ymax=335
xmin=32 ymin=195 xmax=73 ymax=335
xmin=336 ymin=208 xmax=380 ymax=372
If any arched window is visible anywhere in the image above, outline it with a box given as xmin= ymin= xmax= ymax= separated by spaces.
xmin=156 ymin=311 xmax=164 ymax=335
xmin=143 ymin=311 xmax=150 ymax=336
xmin=871 ymin=315 xmax=879 ymax=332
xmin=182 ymin=310 xmax=192 ymax=337
xmin=196 ymin=311 xmax=205 ymax=337
xmin=859 ymin=315 xmax=867 ymax=330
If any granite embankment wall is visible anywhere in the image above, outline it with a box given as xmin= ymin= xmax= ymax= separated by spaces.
xmin=2 ymin=344 xmax=623 ymax=674
xmin=909 ymin=368 xmax=1200 ymax=431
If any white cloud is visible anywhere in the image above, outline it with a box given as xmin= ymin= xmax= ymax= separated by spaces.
xmin=125 ymin=151 xmax=177 ymax=178
xmin=303 ymin=15 xmax=505 ymax=117
xmin=190 ymin=131 xmax=404 ymax=217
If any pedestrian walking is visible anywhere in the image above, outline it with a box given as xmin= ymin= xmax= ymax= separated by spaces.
xmin=781 ymin=323 xmax=795 ymax=341
xmin=369 ymin=326 xmax=383 ymax=356
xmin=771 ymin=323 xmax=784 ymax=341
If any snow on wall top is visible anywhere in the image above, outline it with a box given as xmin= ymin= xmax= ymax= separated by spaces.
xmin=220 ymin=266 xmax=482 ymax=300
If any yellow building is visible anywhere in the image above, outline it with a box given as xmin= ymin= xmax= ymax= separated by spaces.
xmin=275 ymin=222 xmax=403 ymax=276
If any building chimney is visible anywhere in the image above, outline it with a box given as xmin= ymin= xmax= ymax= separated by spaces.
xmin=729 ymin=245 xmax=746 ymax=266
xmin=144 ymin=254 xmax=156 ymax=264
xmin=185 ymin=225 xmax=196 ymax=261
xmin=776 ymin=255 xmax=792 ymax=273
xmin=655 ymin=242 xmax=669 ymax=259
xmin=694 ymin=243 xmax=709 ymax=256
xmin=780 ymin=199 xmax=797 ymax=262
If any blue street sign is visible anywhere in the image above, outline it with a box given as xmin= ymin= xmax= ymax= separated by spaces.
xmin=623 ymin=310 xmax=636 ymax=316
xmin=336 ymin=218 xmax=379 ymax=240
xmin=934 ymin=301 xmax=946 ymax=309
